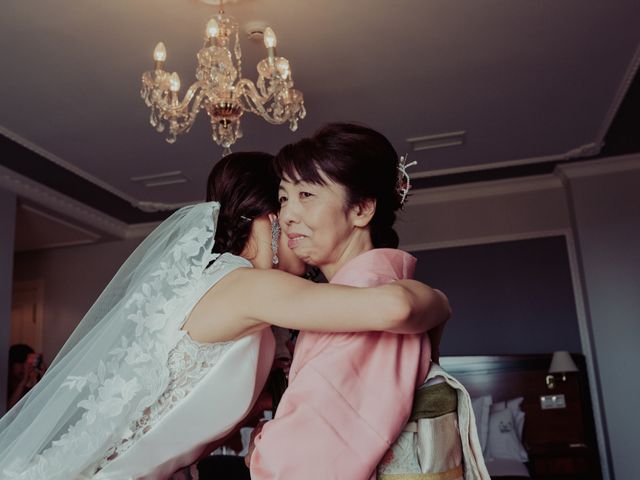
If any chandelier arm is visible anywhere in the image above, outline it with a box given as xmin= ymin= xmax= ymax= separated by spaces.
xmin=235 ymin=79 xmax=285 ymax=125
xmin=142 ymin=79 xmax=209 ymax=142
xmin=141 ymin=71 xmax=156 ymax=105
xmin=162 ymin=81 xmax=207 ymax=114
xmin=165 ymin=88 xmax=209 ymax=135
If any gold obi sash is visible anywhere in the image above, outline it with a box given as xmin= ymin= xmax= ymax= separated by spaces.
xmin=378 ymin=381 xmax=463 ymax=480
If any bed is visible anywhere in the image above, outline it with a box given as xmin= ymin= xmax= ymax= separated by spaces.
xmin=440 ymin=354 xmax=602 ymax=479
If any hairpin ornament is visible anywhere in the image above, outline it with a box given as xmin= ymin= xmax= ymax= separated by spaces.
xmin=397 ymin=154 xmax=417 ymax=207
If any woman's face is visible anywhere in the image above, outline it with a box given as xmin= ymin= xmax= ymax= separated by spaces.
xmin=278 ymin=172 xmax=359 ymax=272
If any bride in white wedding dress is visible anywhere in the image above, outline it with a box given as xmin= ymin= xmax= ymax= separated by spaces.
xmin=0 ymin=152 xmax=449 ymax=480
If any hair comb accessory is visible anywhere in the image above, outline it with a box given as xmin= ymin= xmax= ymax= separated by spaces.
xmin=239 ymin=215 xmax=253 ymax=223
xmin=397 ymin=154 xmax=417 ymax=207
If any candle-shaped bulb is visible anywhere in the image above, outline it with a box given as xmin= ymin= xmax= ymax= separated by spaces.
xmin=206 ymin=18 xmax=219 ymax=38
xmin=169 ymin=72 xmax=181 ymax=92
xmin=153 ymin=42 xmax=167 ymax=62
xmin=263 ymin=27 xmax=277 ymax=49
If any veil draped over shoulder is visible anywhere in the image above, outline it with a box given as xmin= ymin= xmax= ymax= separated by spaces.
xmin=0 ymin=202 xmax=221 ymax=479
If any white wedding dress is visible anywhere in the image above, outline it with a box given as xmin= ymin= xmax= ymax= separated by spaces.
xmin=0 ymin=203 xmax=275 ymax=480
xmin=95 ymin=310 xmax=274 ymax=479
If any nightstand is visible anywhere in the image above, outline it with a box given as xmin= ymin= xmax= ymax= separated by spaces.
xmin=528 ymin=444 xmax=601 ymax=479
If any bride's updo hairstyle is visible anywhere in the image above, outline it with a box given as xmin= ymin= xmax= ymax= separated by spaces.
xmin=274 ymin=122 xmax=402 ymax=248
xmin=206 ymin=152 xmax=280 ymax=256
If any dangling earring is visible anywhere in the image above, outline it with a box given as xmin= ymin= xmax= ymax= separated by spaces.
xmin=271 ymin=219 xmax=280 ymax=265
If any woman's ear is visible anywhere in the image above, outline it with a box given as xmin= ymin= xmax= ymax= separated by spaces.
xmin=350 ymin=198 xmax=376 ymax=227
xmin=268 ymin=212 xmax=278 ymax=224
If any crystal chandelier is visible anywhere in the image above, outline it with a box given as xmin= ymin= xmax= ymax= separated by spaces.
xmin=141 ymin=3 xmax=306 ymax=154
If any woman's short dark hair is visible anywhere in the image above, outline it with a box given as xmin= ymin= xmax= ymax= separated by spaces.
xmin=274 ymin=122 xmax=402 ymax=248
xmin=206 ymin=152 xmax=280 ymax=256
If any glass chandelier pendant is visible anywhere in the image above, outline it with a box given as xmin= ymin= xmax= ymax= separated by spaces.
xmin=141 ymin=3 xmax=306 ymax=155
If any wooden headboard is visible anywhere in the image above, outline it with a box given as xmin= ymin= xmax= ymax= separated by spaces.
xmin=439 ymin=354 xmax=597 ymax=450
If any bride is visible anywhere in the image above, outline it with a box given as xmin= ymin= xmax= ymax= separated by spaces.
xmin=0 ymin=152 xmax=449 ymax=479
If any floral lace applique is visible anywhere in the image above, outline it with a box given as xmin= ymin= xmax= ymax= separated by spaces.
xmin=94 ymin=334 xmax=233 ymax=473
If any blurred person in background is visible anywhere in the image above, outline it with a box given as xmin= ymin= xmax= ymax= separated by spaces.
xmin=7 ymin=344 xmax=43 ymax=409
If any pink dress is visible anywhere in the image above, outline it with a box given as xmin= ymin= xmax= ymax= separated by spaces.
xmin=250 ymin=248 xmax=432 ymax=480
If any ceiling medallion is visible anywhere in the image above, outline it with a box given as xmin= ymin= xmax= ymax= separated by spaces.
xmin=141 ymin=0 xmax=306 ymax=154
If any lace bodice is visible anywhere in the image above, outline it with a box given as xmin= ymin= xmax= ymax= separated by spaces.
xmin=94 ymin=334 xmax=233 ymax=473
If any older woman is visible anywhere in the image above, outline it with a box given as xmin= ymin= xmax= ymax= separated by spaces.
xmin=248 ymin=123 xmax=452 ymax=479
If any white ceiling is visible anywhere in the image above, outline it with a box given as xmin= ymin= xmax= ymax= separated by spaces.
xmin=1 ymin=0 xmax=639 ymax=210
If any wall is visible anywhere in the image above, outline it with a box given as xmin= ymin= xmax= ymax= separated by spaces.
xmin=559 ymin=155 xmax=640 ymax=480
xmin=397 ymin=175 xmax=582 ymax=353
xmin=0 ymin=188 xmax=16 ymax=414
xmin=413 ymin=236 xmax=582 ymax=355
xmin=13 ymin=237 xmax=142 ymax=364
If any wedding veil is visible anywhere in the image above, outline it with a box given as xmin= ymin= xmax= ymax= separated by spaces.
xmin=0 ymin=202 xmax=220 ymax=479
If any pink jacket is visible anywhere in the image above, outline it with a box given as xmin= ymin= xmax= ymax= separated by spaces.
xmin=250 ymin=249 xmax=431 ymax=480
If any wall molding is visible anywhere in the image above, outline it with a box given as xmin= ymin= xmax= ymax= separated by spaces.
xmin=408 ymin=154 xmax=639 ymax=212
xmin=556 ymin=152 xmax=640 ymax=180
xmin=408 ymin=173 xmax=561 ymax=205
xmin=411 ymin=142 xmax=601 ymax=179
xmin=562 ymin=230 xmax=612 ymax=480
xmin=400 ymin=229 xmax=569 ymax=252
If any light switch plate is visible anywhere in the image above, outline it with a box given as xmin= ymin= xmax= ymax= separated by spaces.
xmin=540 ymin=394 xmax=567 ymax=409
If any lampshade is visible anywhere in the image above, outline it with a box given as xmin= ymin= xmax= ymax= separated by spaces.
xmin=549 ymin=351 xmax=578 ymax=374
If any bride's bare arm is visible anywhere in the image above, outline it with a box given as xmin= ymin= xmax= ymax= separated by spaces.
xmin=232 ymin=269 xmax=450 ymax=335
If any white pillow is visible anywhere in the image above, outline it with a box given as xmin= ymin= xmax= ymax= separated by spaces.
xmin=486 ymin=407 xmax=528 ymax=462
xmin=471 ymin=395 xmax=492 ymax=454
xmin=491 ymin=397 xmax=525 ymax=441
xmin=506 ymin=397 xmax=525 ymax=442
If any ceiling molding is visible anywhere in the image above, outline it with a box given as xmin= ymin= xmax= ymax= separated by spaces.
xmin=0 ymin=125 xmax=191 ymax=213
xmin=0 ymin=164 xmax=158 ymax=240
xmin=593 ymin=43 xmax=640 ymax=149
xmin=412 ymin=142 xmax=601 ymax=179
xmin=555 ymin=152 xmax=640 ymax=179
xmin=408 ymin=173 xmax=562 ymax=205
